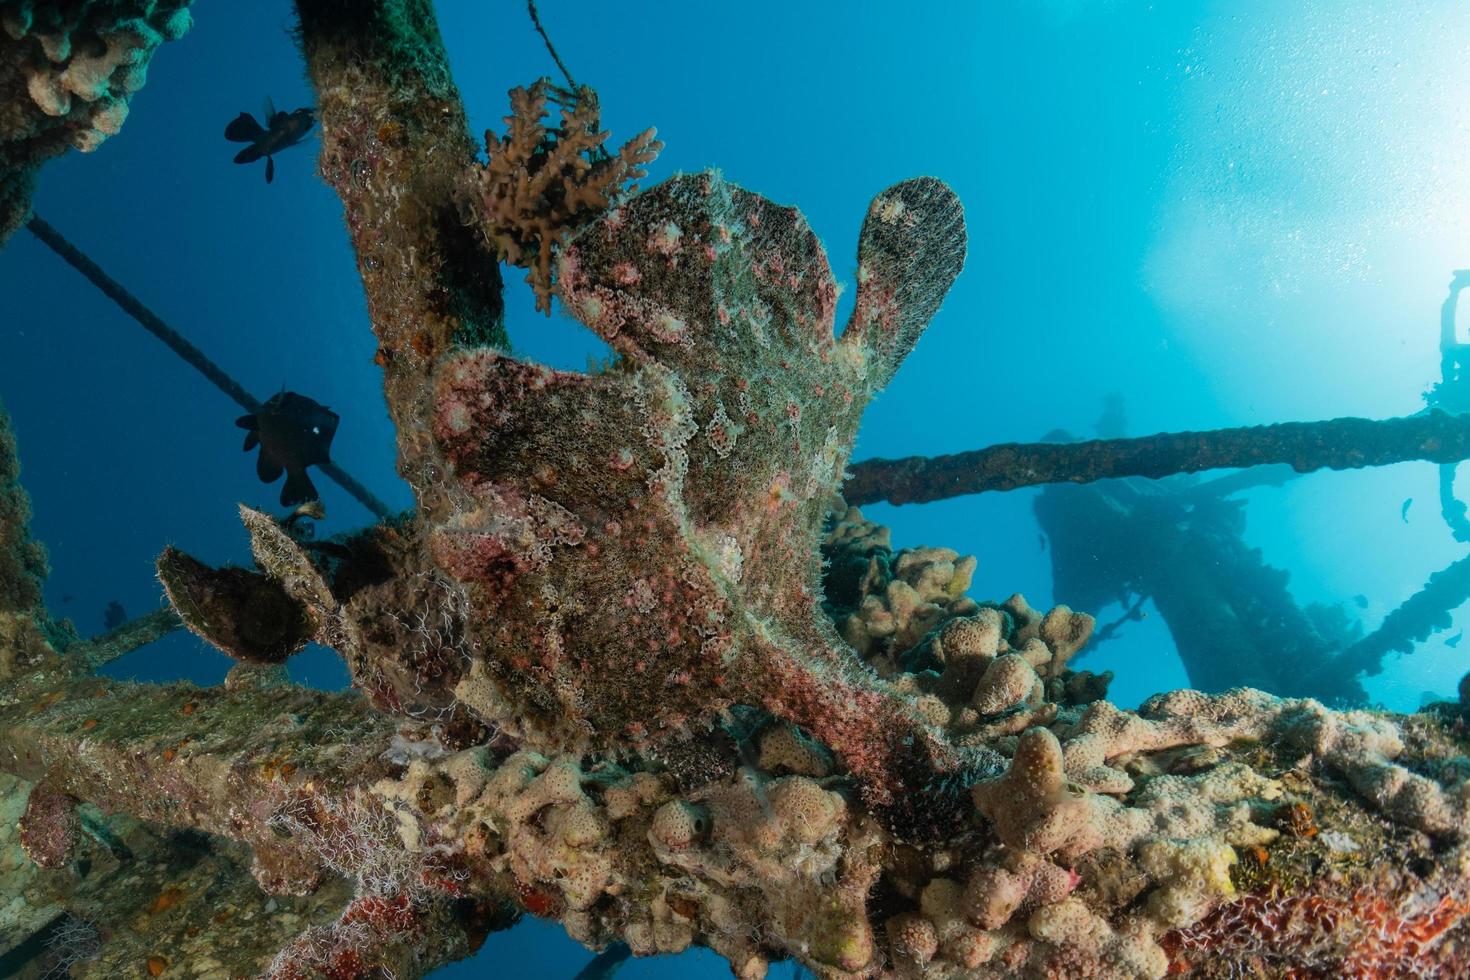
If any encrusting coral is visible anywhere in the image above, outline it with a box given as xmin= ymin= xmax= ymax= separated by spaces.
xmin=3 ymin=2 xmax=1470 ymax=977
xmin=0 ymin=0 xmax=193 ymax=243
xmin=0 ymin=403 xmax=44 ymax=611
xmin=112 ymin=498 xmax=1470 ymax=976
xmin=0 ymin=400 xmax=55 ymax=682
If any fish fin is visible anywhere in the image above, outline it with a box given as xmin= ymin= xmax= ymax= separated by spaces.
xmin=266 ymin=156 xmax=275 ymax=183
xmin=242 ymin=431 xmax=259 ymax=452
xmin=281 ymin=469 xmax=319 ymax=507
xmin=265 ymin=96 xmax=277 ymax=123
xmin=233 ymin=145 xmax=263 ymax=164
xmin=225 ymin=111 xmax=266 ymax=142
xmin=257 ymin=451 xmax=284 ymax=484
xmin=235 ymin=413 xmax=258 ymax=430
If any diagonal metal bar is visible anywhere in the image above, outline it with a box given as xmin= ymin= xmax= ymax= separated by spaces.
xmin=23 ymin=215 xmax=394 ymax=522
xmin=66 ymin=607 xmax=182 ymax=672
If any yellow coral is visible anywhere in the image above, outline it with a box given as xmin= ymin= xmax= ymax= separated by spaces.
xmin=473 ymin=79 xmax=662 ymax=314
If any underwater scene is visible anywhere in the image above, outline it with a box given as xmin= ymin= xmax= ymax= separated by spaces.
xmin=3 ymin=0 xmax=1470 ymax=976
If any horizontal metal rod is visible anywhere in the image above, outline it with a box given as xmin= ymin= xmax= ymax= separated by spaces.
xmin=844 ymin=410 xmax=1470 ymax=506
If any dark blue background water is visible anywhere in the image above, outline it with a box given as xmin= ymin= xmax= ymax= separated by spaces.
xmin=3 ymin=1 xmax=1469 ymax=975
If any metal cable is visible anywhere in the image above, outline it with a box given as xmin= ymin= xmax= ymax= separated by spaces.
xmin=25 ymin=214 xmax=393 ymax=521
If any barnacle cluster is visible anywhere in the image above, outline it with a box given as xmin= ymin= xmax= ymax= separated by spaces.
xmin=469 ymin=79 xmax=662 ymax=313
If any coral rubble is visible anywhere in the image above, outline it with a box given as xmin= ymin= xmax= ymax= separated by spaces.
xmin=0 ymin=0 xmax=193 ymax=243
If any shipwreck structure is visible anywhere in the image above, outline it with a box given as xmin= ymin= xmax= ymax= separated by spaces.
xmin=2 ymin=2 xmax=1470 ymax=978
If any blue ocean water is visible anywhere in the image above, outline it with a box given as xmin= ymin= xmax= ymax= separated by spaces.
xmin=2 ymin=1 xmax=1469 ymax=975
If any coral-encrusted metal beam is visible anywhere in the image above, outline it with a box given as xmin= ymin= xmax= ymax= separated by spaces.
xmin=844 ymin=409 xmax=1470 ymax=506
xmin=295 ymin=0 xmax=507 ymax=521
xmin=0 ymin=664 xmax=512 ymax=975
xmin=1326 ymin=551 xmax=1470 ymax=680
xmin=0 ymin=668 xmax=391 ymax=890
xmin=68 ymin=607 xmax=181 ymax=671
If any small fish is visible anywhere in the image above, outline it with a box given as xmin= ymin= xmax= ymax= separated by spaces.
xmin=1401 ymin=498 xmax=1413 ymax=522
xmin=61 ymin=594 xmax=74 ymax=603
xmin=1447 ymin=631 xmax=1463 ymax=649
xmin=224 ymin=99 xmax=315 ymax=183
xmin=102 ymin=600 xmax=126 ymax=631
xmin=1352 ymin=594 xmax=1368 ymax=609
xmin=236 ymin=391 xmax=339 ymax=507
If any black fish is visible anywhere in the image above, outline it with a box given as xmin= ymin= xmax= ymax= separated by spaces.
xmin=1401 ymin=498 xmax=1413 ymax=522
xmin=236 ymin=391 xmax=339 ymax=506
xmin=102 ymin=600 xmax=126 ymax=631
xmin=1447 ymin=631 xmax=1463 ymax=649
xmin=225 ymin=99 xmax=315 ymax=183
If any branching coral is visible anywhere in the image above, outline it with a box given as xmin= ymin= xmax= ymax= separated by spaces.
xmin=472 ymin=79 xmax=662 ymax=313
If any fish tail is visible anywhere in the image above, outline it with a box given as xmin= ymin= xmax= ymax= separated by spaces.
xmin=225 ymin=111 xmax=266 ymax=143
xmin=281 ymin=469 xmax=319 ymax=507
